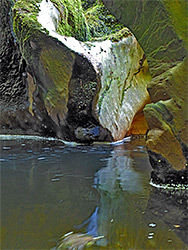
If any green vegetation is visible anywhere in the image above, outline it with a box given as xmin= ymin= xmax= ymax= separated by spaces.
xmin=51 ymin=0 xmax=126 ymax=41
xmin=51 ymin=0 xmax=91 ymax=41
xmin=13 ymin=0 xmax=127 ymax=44
xmin=12 ymin=0 xmax=48 ymax=58
xmin=13 ymin=0 xmax=45 ymax=41
xmin=84 ymin=0 xmax=124 ymax=39
xmin=92 ymin=27 xmax=131 ymax=42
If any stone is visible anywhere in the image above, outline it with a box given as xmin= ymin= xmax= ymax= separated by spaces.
xmin=0 ymin=0 xmax=151 ymax=142
xmin=102 ymin=0 xmax=186 ymax=77
xmin=102 ymin=0 xmax=188 ymax=182
xmin=144 ymin=58 xmax=188 ymax=173
xmin=36 ymin=1 xmax=151 ymax=141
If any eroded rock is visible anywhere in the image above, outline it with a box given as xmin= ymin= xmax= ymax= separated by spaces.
xmin=102 ymin=0 xmax=188 ymax=183
xmin=0 ymin=0 xmax=151 ymax=142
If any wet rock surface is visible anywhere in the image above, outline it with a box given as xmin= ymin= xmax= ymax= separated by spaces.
xmin=0 ymin=0 xmax=56 ymax=137
xmin=102 ymin=0 xmax=186 ymax=77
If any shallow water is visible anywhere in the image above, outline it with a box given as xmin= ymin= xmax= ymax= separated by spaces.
xmin=0 ymin=138 xmax=187 ymax=250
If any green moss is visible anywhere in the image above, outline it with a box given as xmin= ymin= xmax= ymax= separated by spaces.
xmin=12 ymin=0 xmax=49 ymax=58
xmin=13 ymin=0 xmax=43 ymax=39
xmin=13 ymin=0 xmax=90 ymax=45
xmin=13 ymin=0 xmax=128 ymax=45
xmin=52 ymin=0 xmax=126 ymax=41
xmin=51 ymin=0 xmax=91 ymax=41
xmin=92 ymin=27 xmax=132 ymax=42
xmin=84 ymin=0 xmax=124 ymax=39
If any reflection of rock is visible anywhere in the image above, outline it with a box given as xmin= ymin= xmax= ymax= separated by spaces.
xmin=0 ymin=0 xmax=150 ymax=142
xmin=94 ymin=153 xmax=142 ymax=195
xmin=102 ymin=0 xmax=188 ymax=182
xmin=93 ymin=146 xmax=149 ymax=247
xmin=89 ymin=146 xmax=187 ymax=249
xmin=147 ymin=187 xmax=188 ymax=245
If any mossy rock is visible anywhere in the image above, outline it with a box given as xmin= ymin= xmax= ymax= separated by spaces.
xmin=102 ymin=0 xmax=187 ymax=77
xmin=102 ymin=0 xmax=188 ymax=182
xmin=51 ymin=0 xmax=91 ymax=41
xmin=84 ymin=0 xmax=124 ymax=39
xmin=144 ymin=58 xmax=188 ymax=173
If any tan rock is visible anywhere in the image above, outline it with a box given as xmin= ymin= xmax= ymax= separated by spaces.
xmin=146 ymin=128 xmax=186 ymax=171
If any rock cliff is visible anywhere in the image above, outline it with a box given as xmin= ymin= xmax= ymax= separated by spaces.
xmin=102 ymin=0 xmax=188 ymax=184
xmin=0 ymin=0 xmax=151 ymax=142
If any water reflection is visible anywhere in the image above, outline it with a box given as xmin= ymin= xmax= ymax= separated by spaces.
xmin=0 ymin=138 xmax=187 ymax=249
xmin=91 ymin=145 xmax=151 ymax=248
xmin=147 ymin=187 xmax=188 ymax=246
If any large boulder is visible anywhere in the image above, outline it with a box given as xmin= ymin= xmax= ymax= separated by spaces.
xmin=102 ymin=0 xmax=188 ymax=184
xmin=0 ymin=0 xmax=151 ymax=142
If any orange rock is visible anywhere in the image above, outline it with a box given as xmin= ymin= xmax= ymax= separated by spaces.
xmin=127 ymin=111 xmax=148 ymax=136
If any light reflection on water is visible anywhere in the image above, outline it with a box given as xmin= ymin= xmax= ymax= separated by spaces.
xmin=0 ymin=138 xmax=187 ymax=249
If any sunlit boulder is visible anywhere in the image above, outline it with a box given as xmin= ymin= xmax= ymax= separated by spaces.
xmin=102 ymin=0 xmax=188 ymax=184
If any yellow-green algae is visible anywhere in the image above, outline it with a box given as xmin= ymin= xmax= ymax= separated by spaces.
xmin=39 ymin=37 xmax=76 ymax=125
xmin=50 ymin=0 xmax=91 ymax=41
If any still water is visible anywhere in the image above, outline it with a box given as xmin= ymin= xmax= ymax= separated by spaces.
xmin=0 ymin=137 xmax=187 ymax=249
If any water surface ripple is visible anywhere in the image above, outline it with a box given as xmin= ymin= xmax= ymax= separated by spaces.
xmin=0 ymin=138 xmax=187 ymax=249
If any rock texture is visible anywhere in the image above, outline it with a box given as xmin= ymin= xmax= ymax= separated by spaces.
xmin=0 ymin=0 xmax=56 ymax=137
xmin=95 ymin=35 xmax=151 ymax=140
xmin=102 ymin=0 xmax=188 ymax=183
xmin=102 ymin=0 xmax=186 ymax=77
xmin=0 ymin=0 xmax=151 ymax=142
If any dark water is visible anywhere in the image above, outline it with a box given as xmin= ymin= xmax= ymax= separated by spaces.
xmin=0 ymin=138 xmax=187 ymax=250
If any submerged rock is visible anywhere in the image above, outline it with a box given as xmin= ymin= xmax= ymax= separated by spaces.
xmin=0 ymin=0 xmax=151 ymax=142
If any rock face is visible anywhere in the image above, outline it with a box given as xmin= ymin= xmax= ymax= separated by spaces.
xmin=94 ymin=34 xmax=151 ymax=141
xmin=0 ymin=0 xmax=151 ymax=142
xmin=102 ymin=0 xmax=186 ymax=77
xmin=0 ymin=0 xmax=56 ymax=137
xmin=102 ymin=0 xmax=188 ymax=184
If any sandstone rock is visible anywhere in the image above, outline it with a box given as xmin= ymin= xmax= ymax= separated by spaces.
xmin=36 ymin=1 xmax=151 ymax=141
xmin=144 ymin=58 xmax=188 ymax=173
xmin=102 ymin=0 xmax=188 ymax=182
xmin=37 ymin=14 xmax=151 ymax=141
xmin=0 ymin=0 xmax=151 ymax=142
xmin=102 ymin=0 xmax=186 ymax=77
xmin=94 ymin=35 xmax=151 ymax=140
